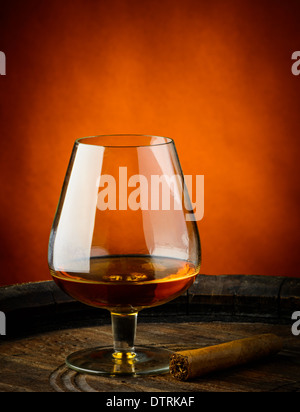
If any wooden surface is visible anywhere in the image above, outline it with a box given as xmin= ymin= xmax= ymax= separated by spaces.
xmin=1 ymin=275 xmax=300 ymax=339
xmin=0 ymin=321 xmax=299 ymax=392
xmin=0 ymin=275 xmax=299 ymax=392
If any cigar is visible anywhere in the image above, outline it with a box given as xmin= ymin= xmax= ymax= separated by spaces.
xmin=169 ymin=333 xmax=283 ymax=381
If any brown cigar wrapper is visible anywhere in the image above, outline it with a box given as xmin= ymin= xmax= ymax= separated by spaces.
xmin=169 ymin=333 xmax=283 ymax=381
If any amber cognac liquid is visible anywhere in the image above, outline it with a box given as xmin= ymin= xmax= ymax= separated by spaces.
xmin=51 ymin=255 xmax=198 ymax=313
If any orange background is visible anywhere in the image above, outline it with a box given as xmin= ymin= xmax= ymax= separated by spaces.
xmin=0 ymin=0 xmax=300 ymax=286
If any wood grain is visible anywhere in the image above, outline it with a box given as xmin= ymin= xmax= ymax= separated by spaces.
xmin=0 ymin=275 xmax=299 ymax=392
xmin=1 ymin=275 xmax=299 ymax=339
xmin=0 ymin=321 xmax=299 ymax=392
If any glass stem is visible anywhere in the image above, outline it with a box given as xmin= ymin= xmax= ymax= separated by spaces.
xmin=111 ymin=312 xmax=138 ymax=359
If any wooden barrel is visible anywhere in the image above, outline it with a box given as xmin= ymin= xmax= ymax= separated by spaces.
xmin=0 ymin=275 xmax=299 ymax=392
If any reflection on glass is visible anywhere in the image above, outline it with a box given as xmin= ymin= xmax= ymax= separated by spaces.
xmin=48 ymin=135 xmax=201 ymax=376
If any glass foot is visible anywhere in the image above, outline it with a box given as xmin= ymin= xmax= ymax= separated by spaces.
xmin=66 ymin=346 xmax=172 ymax=376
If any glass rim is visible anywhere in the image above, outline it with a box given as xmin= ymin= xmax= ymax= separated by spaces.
xmin=75 ymin=134 xmax=174 ymax=148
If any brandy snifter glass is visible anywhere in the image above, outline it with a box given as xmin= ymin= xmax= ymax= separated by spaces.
xmin=48 ymin=134 xmax=201 ymax=376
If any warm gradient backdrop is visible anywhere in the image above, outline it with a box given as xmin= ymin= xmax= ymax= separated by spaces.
xmin=0 ymin=0 xmax=300 ymax=285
